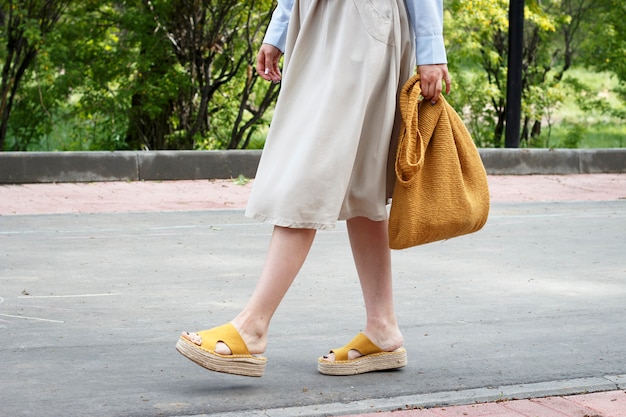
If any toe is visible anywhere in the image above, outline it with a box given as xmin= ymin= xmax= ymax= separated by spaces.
xmin=321 ymin=349 xmax=362 ymax=362
xmin=180 ymin=332 xmax=233 ymax=354
xmin=181 ymin=331 xmax=202 ymax=346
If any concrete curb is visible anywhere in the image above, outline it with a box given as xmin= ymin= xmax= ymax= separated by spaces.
xmin=0 ymin=150 xmax=262 ymax=184
xmin=0 ymin=148 xmax=624 ymax=183
xmin=188 ymin=375 xmax=625 ymax=417
xmin=480 ymin=148 xmax=626 ymax=175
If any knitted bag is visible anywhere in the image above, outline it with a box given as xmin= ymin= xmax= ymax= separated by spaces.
xmin=388 ymin=75 xmax=490 ymax=249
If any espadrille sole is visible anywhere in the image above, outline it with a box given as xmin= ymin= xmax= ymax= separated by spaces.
xmin=176 ymin=338 xmax=267 ymax=377
xmin=317 ymin=348 xmax=407 ymax=376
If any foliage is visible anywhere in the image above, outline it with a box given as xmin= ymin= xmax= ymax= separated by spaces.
xmin=579 ymin=0 xmax=626 ymax=82
xmin=0 ymin=0 xmax=71 ymax=150
xmin=1 ymin=0 xmax=625 ymax=151
xmin=445 ymin=0 xmax=625 ymax=148
xmin=233 ymin=174 xmax=250 ymax=186
xmin=2 ymin=0 xmax=279 ymax=151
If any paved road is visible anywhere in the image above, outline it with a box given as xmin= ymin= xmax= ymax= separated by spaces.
xmin=1 ymin=176 xmax=625 ymax=417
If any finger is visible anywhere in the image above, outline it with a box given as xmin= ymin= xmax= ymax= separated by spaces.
xmin=271 ymin=59 xmax=282 ymax=82
xmin=444 ymin=73 xmax=452 ymax=94
xmin=264 ymin=67 xmax=280 ymax=83
xmin=430 ymin=79 xmax=443 ymax=104
xmin=264 ymin=52 xmax=281 ymax=82
xmin=257 ymin=47 xmax=282 ymax=82
xmin=256 ymin=52 xmax=270 ymax=80
xmin=423 ymin=83 xmax=437 ymax=101
xmin=421 ymin=82 xmax=432 ymax=100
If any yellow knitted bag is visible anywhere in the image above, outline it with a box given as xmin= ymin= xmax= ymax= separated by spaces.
xmin=388 ymin=75 xmax=490 ymax=249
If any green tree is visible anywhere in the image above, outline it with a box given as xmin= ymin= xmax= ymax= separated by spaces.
xmin=446 ymin=0 xmax=603 ymax=147
xmin=0 ymin=0 xmax=70 ymax=150
xmin=578 ymin=0 xmax=626 ymax=121
xmin=579 ymin=0 xmax=626 ymax=82
xmin=3 ymin=0 xmax=279 ymax=151
xmin=128 ymin=0 xmax=279 ymax=149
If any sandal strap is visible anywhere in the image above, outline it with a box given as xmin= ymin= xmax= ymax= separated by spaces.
xmin=329 ymin=333 xmax=383 ymax=361
xmin=197 ymin=323 xmax=250 ymax=355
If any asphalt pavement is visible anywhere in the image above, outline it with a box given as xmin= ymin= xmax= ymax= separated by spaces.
xmin=1 ymin=175 xmax=625 ymax=417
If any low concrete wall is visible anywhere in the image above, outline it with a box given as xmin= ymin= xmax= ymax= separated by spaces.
xmin=0 ymin=148 xmax=624 ymax=184
xmin=479 ymin=148 xmax=626 ymax=175
xmin=0 ymin=150 xmax=262 ymax=183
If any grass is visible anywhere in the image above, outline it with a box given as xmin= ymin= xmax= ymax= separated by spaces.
xmin=543 ymin=68 xmax=626 ymax=148
xmin=545 ymin=122 xmax=626 ymax=148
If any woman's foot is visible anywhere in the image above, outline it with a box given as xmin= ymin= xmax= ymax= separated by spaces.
xmin=180 ymin=320 xmax=268 ymax=356
xmin=321 ymin=328 xmax=403 ymax=362
xmin=317 ymin=330 xmax=407 ymax=375
xmin=181 ymin=331 xmax=233 ymax=355
xmin=176 ymin=323 xmax=268 ymax=377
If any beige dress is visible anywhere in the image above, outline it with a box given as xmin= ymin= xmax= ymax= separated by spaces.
xmin=245 ymin=0 xmax=415 ymax=230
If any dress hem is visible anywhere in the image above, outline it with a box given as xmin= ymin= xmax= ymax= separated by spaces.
xmin=244 ymin=210 xmax=338 ymax=231
xmin=245 ymin=209 xmax=390 ymax=231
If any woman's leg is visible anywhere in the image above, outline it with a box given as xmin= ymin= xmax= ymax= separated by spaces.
xmin=326 ymin=216 xmax=403 ymax=360
xmin=183 ymin=225 xmax=316 ymax=354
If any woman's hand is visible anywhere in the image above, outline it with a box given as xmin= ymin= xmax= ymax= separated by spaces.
xmin=256 ymin=43 xmax=283 ymax=83
xmin=418 ymin=64 xmax=451 ymax=104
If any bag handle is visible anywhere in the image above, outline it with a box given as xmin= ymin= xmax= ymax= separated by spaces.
xmin=395 ymin=74 xmax=426 ymax=184
xmin=395 ymin=74 xmax=446 ymax=185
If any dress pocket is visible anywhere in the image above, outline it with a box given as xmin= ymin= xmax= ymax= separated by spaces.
xmin=352 ymin=0 xmax=394 ymax=45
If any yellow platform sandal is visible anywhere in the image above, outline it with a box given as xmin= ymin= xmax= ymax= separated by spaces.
xmin=318 ymin=333 xmax=407 ymax=376
xmin=176 ymin=323 xmax=267 ymax=377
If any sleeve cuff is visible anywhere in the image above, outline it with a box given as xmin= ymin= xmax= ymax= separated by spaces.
xmin=263 ymin=20 xmax=288 ymax=52
xmin=262 ymin=2 xmax=291 ymax=52
xmin=415 ymin=34 xmax=448 ymax=66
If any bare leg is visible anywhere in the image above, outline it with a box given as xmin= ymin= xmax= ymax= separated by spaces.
xmin=183 ymin=225 xmax=316 ymax=354
xmin=325 ymin=217 xmax=403 ymax=360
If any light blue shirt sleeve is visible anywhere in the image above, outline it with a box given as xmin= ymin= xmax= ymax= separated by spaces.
xmin=406 ymin=0 xmax=448 ymax=65
xmin=262 ymin=0 xmax=293 ymax=52
xmin=262 ymin=0 xmax=447 ymax=65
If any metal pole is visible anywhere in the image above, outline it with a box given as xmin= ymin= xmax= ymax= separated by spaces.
xmin=505 ymin=0 xmax=524 ymax=148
